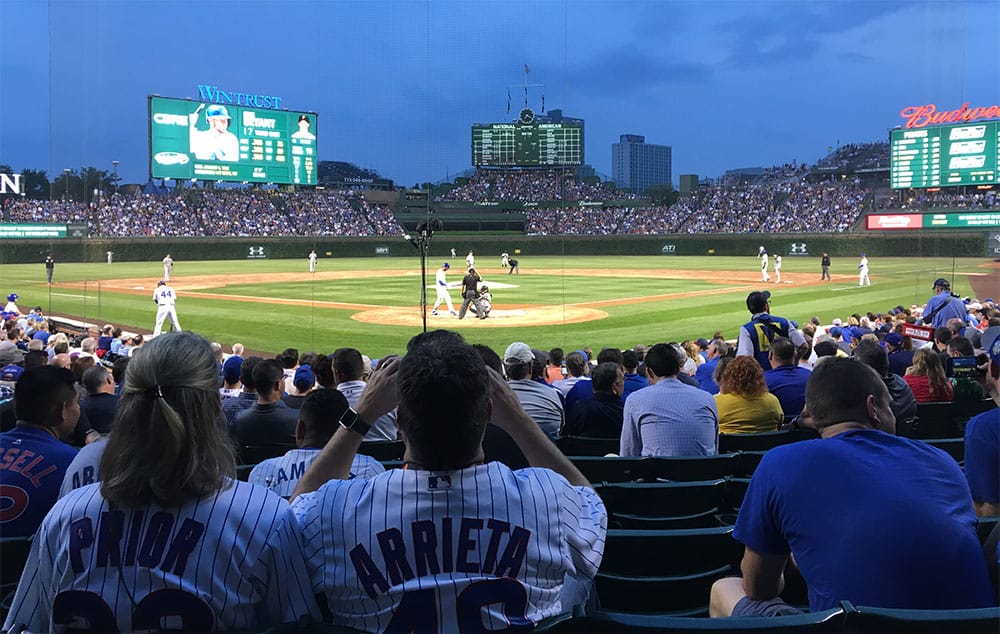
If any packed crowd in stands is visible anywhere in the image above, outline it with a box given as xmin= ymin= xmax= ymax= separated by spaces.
xmin=879 ymin=189 xmax=1000 ymax=211
xmin=4 ymin=190 xmax=404 ymax=238
xmin=439 ymin=168 xmax=634 ymax=202
xmin=524 ymin=179 xmax=871 ymax=235
xmin=813 ymin=142 xmax=889 ymax=173
xmin=2 ymin=273 xmax=999 ymax=630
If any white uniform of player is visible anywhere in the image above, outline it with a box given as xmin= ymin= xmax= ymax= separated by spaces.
xmin=431 ymin=264 xmax=457 ymax=315
xmin=249 ymin=449 xmax=384 ymax=498
xmin=466 ymin=251 xmax=475 ymax=269
xmin=858 ymin=254 xmax=870 ymax=286
xmin=773 ymin=255 xmax=782 ymax=283
xmin=501 ymin=252 xmax=510 ymax=268
xmin=308 ymin=250 xmax=317 ymax=273
xmin=291 ymin=462 xmax=606 ymax=632
xmin=760 ymin=251 xmax=770 ymax=282
xmin=153 ymin=283 xmax=182 ymax=336
xmin=106 ymin=251 xmax=113 ymax=264
xmin=4 ymin=481 xmax=320 ymax=632
xmin=162 ymin=255 xmax=173 ymax=281
xmin=450 ymin=248 xmax=457 ymax=258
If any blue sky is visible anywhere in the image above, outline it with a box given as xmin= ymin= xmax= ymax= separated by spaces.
xmin=1 ymin=0 xmax=998 ymax=187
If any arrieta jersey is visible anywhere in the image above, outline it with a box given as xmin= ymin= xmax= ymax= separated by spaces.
xmin=249 ymin=449 xmax=385 ymax=498
xmin=3 ymin=480 xmax=321 ymax=632
xmin=291 ymin=462 xmax=607 ymax=632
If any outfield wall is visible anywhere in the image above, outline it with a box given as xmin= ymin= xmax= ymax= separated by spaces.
xmin=0 ymin=232 xmax=991 ymax=264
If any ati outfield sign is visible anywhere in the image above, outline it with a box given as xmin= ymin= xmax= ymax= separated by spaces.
xmin=660 ymin=244 xmax=677 ymax=255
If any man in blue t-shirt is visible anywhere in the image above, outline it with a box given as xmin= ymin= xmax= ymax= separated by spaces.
xmin=965 ymin=330 xmax=1000 ymax=517
xmin=0 ymin=366 xmax=79 ymax=537
xmin=710 ymin=357 xmax=994 ymax=617
xmin=763 ymin=337 xmax=810 ymax=418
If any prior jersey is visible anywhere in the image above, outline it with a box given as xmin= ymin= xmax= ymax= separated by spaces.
xmin=249 ymin=449 xmax=385 ymax=498
xmin=291 ymin=462 xmax=607 ymax=632
xmin=0 ymin=427 xmax=78 ymax=537
xmin=3 ymin=481 xmax=321 ymax=632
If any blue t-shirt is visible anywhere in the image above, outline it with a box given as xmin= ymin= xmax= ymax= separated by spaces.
xmin=695 ymin=358 xmax=720 ymax=395
xmin=0 ymin=426 xmax=78 ymax=537
xmin=964 ymin=407 xmax=999 ymax=505
xmin=734 ymin=428 xmax=993 ymax=611
xmin=763 ymin=365 xmax=811 ymax=417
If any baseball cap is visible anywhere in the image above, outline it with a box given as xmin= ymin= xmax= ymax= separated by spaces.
xmin=884 ymin=332 xmax=903 ymax=347
xmin=849 ymin=327 xmax=864 ymax=341
xmin=696 ymin=338 xmax=709 ymax=349
xmin=831 ymin=318 xmax=842 ymax=326
xmin=222 ymin=356 xmax=243 ymax=383
xmin=157 ymin=280 xmax=166 ymax=286
xmin=933 ymin=278 xmax=950 ymax=289
xmin=0 ymin=365 xmax=23 ymax=382
xmin=504 ymin=342 xmax=533 ymax=364
xmin=442 ymin=262 xmax=450 ymax=269
xmin=829 ymin=326 xmax=843 ymax=338
xmin=206 ymin=104 xmax=230 ymax=119
xmin=293 ymin=364 xmax=316 ymax=390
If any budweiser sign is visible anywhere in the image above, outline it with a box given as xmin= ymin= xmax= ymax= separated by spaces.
xmin=901 ymin=103 xmax=1000 ymax=128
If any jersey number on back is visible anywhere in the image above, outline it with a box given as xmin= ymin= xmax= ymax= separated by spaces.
xmin=53 ymin=588 xmax=214 ymax=631
xmin=385 ymin=578 xmax=531 ymax=633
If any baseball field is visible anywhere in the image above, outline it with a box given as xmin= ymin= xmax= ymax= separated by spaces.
xmin=1 ymin=254 xmax=996 ymax=356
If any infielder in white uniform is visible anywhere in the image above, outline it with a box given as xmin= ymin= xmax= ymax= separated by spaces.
xmin=858 ymin=253 xmax=870 ymax=286
xmin=308 ymin=250 xmax=318 ymax=273
xmin=162 ymin=253 xmax=173 ymax=281
xmin=249 ymin=389 xmax=384 ymax=497
xmin=3 ymin=332 xmax=321 ymax=633
xmin=501 ymin=251 xmax=510 ymax=268
xmin=152 ymin=280 xmax=181 ymax=336
xmin=290 ymin=333 xmax=606 ymax=632
xmin=466 ymin=250 xmax=475 ymax=269
xmin=773 ymin=254 xmax=782 ymax=283
xmin=431 ymin=262 xmax=458 ymax=316
xmin=760 ymin=248 xmax=771 ymax=282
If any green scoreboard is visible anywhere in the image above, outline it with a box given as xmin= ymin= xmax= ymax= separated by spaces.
xmin=890 ymin=120 xmax=999 ymax=189
xmin=149 ymin=96 xmax=317 ymax=185
xmin=472 ymin=109 xmax=583 ymax=167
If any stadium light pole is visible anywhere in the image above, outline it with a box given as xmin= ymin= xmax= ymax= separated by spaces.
xmin=64 ymin=168 xmax=71 ymax=201
xmin=112 ymin=160 xmax=119 ymax=195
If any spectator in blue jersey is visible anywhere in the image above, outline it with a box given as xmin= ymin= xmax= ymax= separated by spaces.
xmin=763 ymin=337 xmax=811 ymax=418
xmin=736 ymin=291 xmax=807 ymax=371
xmin=710 ymin=357 xmax=994 ymax=617
xmin=696 ymin=338 xmax=729 ymax=395
xmin=621 ymin=350 xmax=648 ymax=400
xmin=965 ymin=330 xmax=1000 ymax=517
xmin=884 ymin=331 xmax=914 ymax=376
xmin=922 ymin=278 xmax=968 ymax=329
xmin=0 ymin=366 xmax=79 ymax=537
xmin=564 ymin=347 xmax=624 ymax=417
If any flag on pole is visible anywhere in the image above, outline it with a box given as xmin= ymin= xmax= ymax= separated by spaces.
xmin=524 ymin=63 xmax=530 ymax=74
xmin=507 ymin=88 xmax=511 ymax=115
xmin=541 ymin=94 xmax=545 ymax=113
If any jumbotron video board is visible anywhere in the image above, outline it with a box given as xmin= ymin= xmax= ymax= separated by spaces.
xmin=890 ymin=121 xmax=999 ymax=189
xmin=149 ymin=96 xmax=317 ymax=185
xmin=472 ymin=110 xmax=583 ymax=167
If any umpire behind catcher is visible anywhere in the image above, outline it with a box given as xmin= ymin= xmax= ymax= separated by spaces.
xmin=458 ymin=267 xmax=486 ymax=320
xmin=290 ymin=331 xmax=607 ymax=631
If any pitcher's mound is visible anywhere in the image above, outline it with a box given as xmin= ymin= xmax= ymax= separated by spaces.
xmin=352 ymin=305 xmax=608 ymax=327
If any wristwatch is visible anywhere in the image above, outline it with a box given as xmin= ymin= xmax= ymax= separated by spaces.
xmin=339 ymin=408 xmax=371 ymax=437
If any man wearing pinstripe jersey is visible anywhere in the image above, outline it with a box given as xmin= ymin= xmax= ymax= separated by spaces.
xmin=290 ymin=333 xmax=607 ymax=632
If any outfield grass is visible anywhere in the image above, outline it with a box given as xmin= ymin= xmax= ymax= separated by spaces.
xmin=0 ymin=255 xmax=990 ymax=357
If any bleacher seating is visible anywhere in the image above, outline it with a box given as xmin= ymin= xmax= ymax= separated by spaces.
xmin=718 ymin=428 xmax=818 ymax=453
xmin=571 ymin=453 xmax=741 ymax=483
xmin=556 ymin=436 xmax=619 ymax=456
xmin=596 ymin=480 xmax=729 ymax=530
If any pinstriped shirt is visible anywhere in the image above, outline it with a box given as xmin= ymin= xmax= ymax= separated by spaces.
xmin=291 ymin=462 xmax=607 ymax=632
xmin=620 ymin=377 xmax=719 ymax=457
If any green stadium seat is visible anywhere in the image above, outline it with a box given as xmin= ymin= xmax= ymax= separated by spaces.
xmin=596 ymin=480 xmax=728 ymax=530
xmin=718 ymin=429 xmax=818 ymax=453
xmin=571 ymin=456 xmax=646 ymax=483
xmin=736 ymin=450 xmax=766 ymax=477
xmin=556 ymin=436 xmax=620 ymax=457
xmin=842 ymin=603 xmax=1000 ymax=633
xmin=644 ymin=453 xmax=741 ymax=482
xmin=544 ymin=607 xmax=847 ymax=632
xmin=600 ymin=528 xmax=743 ymax=578
xmin=594 ymin=566 xmax=731 ymax=616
